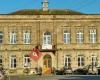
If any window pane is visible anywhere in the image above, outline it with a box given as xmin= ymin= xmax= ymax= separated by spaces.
xmin=44 ymin=36 xmax=46 ymax=44
xmin=90 ymin=29 xmax=96 ymax=43
xmin=10 ymin=32 xmax=16 ymax=44
xmin=92 ymin=56 xmax=97 ymax=66
xmin=10 ymin=56 xmax=16 ymax=68
xmin=81 ymin=57 xmax=84 ymax=66
xmin=0 ymin=59 xmax=2 ymax=63
xmin=48 ymin=36 xmax=51 ymax=44
xmin=77 ymin=32 xmax=83 ymax=43
xmin=23 ymin=32 xmax=30 ymax=44
xmin=0 ymin=55 xmax=2 ymax=66
xmin=24 ymin=55 xmax=30 ymax=67
xmin=0 ymin=32 xmax=3 ymax=43
xmin=78 ymin=57 xmax=80 ymax=66
xmin=43 ymin=32 xmax=51 ymax=45
xmin=78 ymin=56 xmax=84 ymax=67
xmin=65 ymin=56 xmax=71 ymax=68
xmin=64 ymin=31 xmax=70 ymax=44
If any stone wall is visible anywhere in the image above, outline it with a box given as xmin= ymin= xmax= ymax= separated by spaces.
xmin=0 ymin=15 xmax=100 ymax=75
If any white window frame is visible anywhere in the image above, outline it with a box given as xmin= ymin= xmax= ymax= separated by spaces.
xmin=10 ymin=32 xmax=17 ymax=44
xmin=43 ymin=32 xmax=51 ymax=45
xmin=64 ymin=31 xmax=70 ymax=44
xmin=92 ymin=55 xmax=97 ymax=66
xmin=23 ymin=32 xmax=30 ymax=44
xmin=90 ymin=29 xmax=96 ymax=43
xmin=77 ymin=31 xmax=83 ymax=43
xmin=10 ymin=55 xmax=16 ymax=69
xmin=0 ymin=32 xmax=3 ymax=44
xmin=78 ymin=56 xmax=84 ymax=67
xmin=64 ymin=55 xmax=71 ymax=68
xmin=23 ymin=55 xmax=30 ymax=68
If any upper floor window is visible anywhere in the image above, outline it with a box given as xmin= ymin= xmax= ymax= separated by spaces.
xmin=23 ymin=55 xmax=30 ymax=68
xmin=0 ymin=32 xmax=3 ymax=44
xmin=78 ymin=55 xmax=84 ymax=67
xmin=43 ymin=31 xmax=51 ymax=45
xmin=23 ymin=32 xmax=30 ymax=44
xmin=64 ymin=31 xmax=70 ymax=44
xmin=10 ymin=32 xmax=16 ymax=44
xmin=92 ymin=55 xmax=97 ymax=66
xmin=90 ymin=29 xmax=96 ymax=43
xmin=10 ymin=55 xmax=16 ymax=69
xmin=64 ymin=55 xmax=71 ymax=68
xmin=77 ymin=31 xmax=83 ymax=43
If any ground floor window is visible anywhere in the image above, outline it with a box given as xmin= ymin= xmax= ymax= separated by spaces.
xmin=10 ymin=55 xmax=16 ymax=69
xmin=78 ymin=55 xmax=84 ymax=67
xmin=92 ymin=55 xmax=97 ymax=66
xmin=64 ymin=55 xmax=71 ymax=68
xmin=0 ymin=55 xmax=2 ymax=66
xmin=23 ymin=55 xmax=30 ymax=68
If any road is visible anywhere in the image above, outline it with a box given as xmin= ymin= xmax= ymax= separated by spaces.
xmin=4 ymin=75 xmax=100 ymax=80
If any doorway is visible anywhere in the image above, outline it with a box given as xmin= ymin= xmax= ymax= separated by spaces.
xmin=43 ymin=54 xmax=52 ymax=74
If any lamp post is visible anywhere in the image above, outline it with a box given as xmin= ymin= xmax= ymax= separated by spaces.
xmin=56 ymin=50 xmax=58 ymax=70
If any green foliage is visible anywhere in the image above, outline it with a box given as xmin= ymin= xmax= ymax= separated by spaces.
xmin=10 ymin=9 xmax=83 ymax=15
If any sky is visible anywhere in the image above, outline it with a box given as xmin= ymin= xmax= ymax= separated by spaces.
xmin=0 ymin=0 xmax=100 ymax=14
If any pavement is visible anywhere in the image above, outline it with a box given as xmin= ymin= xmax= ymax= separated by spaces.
xmin=4 ymin=75 xmax=100 ymax=80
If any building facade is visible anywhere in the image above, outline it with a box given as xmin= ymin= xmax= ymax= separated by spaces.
xmin=0 ymin=15 xmax=100 ymax=75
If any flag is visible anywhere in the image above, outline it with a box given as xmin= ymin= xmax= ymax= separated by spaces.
xmin=29 ymin=48 xmax=42 ymax=61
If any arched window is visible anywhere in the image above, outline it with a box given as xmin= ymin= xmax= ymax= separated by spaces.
xmin=43 ymin=31 xmax=51 ymax=45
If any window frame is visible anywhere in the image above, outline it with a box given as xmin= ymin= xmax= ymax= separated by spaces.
xmin=77 ymin=31 xmax=83 ymax=44
xmin=92 ymin=55 xmax=98 ymax=66
xmin=23 ymin=55 xmax=30 ymax=68
xmin=64 ymin=55 xmax=71 ymax=68
xmin=43 ymin=32 xmax=52 ymax=45
xmin=23 ymin=32 xmax=30 ymax=44
xmin=0 ymin=32 xmax=3 ymax=44
xmin=10 ymin=32 xmax=17 ymax=44
xmin=10 ymin=55 xmax=16 ymax=69
xmin=78 ymin=55 xmax=84 ymax=67
xmin=63 ymin=31 xmax=70 ymax=44
xmin=90 ymin=29 xmax=96 ymax=43
xmin=0 ymin=55 xmax=2 ymax=66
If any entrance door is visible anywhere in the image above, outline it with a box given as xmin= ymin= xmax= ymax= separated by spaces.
xmin=43 ymin=55 xmax=52 ymax=74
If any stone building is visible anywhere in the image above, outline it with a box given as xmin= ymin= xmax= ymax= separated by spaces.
xmin=0 ymin=0 xmax=100 ymax=75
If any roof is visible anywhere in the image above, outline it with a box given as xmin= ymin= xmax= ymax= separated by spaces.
xmin=9 ymin=9 xmax=83 ymax=15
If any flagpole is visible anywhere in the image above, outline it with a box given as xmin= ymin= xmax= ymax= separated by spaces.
xmin=36 ymin=46 xmax=39 ymax=74
xmin=37 ymin=60 xmax=39 ymax=74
